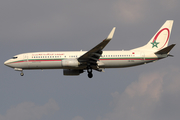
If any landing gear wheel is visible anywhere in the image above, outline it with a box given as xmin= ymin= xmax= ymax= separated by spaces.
xmin=88 ymin=73 xmax=93 ymax=78
xmin=87 ymin=66 xmax=93 ymax=78
xmin=20 ymin=72 xmax=24 ymax=76
xmin=87 ymin=67 xmax=92 ymax=73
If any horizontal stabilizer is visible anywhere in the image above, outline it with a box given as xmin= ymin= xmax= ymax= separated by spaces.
xmin=168 ymin=54 xmax=174 ymax=57
xmin=155 ymin=44 xmax=176 ymax=54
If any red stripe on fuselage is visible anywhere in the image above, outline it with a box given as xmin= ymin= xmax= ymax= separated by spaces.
xmin=8 ymin=58 xmax=158 ymax=65
xmin=7 ymin=59 xmax=62 ymax=64
xmin=100 ymin=58 xmax=158 ymax=61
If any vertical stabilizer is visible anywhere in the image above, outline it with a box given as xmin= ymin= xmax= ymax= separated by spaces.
xmin=133 ymin=20 xmax=174 ymax=51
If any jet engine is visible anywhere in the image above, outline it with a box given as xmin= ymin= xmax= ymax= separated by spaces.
xmin=61 ymin=59 xmax=80 ymax=67
xmin=63 ymin=69 xmax=83 ymax=76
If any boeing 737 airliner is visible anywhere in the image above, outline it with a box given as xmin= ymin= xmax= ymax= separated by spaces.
xmin=4 ymin=20 xmax=175 ymax=78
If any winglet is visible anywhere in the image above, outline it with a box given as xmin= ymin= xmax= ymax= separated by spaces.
xmin=107 ymin=27 xmax=116 ymax=40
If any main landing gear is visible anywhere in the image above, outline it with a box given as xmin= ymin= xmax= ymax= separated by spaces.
xmin=87 ymin=66 xmax=93 ymax=78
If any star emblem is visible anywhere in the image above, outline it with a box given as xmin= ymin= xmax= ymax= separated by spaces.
xmin=151 ymin=41 xmax=159 ymax=48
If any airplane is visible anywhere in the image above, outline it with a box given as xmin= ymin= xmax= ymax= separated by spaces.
xmin=4 ymin=20 xmax=175 ymax=78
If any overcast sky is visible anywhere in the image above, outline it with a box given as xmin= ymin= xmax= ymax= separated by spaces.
xmin=1 ymin=0 xmax=180 ymax=120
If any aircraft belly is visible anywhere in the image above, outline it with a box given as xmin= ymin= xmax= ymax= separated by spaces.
xmin=28 ymin=61 xmax=62 ymax=69
xmin=101 ymin=60 xmax=146 ymax=68
xmin=11 ymin=62 xmax=29 ymax=69
xmin=26 ymin=59 xmax=156 ymax=69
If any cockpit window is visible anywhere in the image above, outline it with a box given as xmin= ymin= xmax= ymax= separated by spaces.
xmin=12 ymin=56 xmax=18 ymax=59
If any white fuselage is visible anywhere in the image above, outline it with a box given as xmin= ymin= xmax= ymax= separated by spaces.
xmin=4 ymin=50 xmax=166 ymax=70
xmin=3 ymin=20 xmax=174 ymax=78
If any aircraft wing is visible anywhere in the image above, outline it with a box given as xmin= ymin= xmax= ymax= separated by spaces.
xmin=78 ymin=27 xmax=116 ymax=65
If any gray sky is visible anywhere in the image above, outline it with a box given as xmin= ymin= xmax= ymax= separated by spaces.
xmin=1 ymin=0 xmax=180 ymax=120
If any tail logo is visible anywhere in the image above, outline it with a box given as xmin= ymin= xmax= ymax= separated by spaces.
xmin=151 ymin=28 xmax=170 ymax=49
xmin=151 ymin=41 xmax=159 ymax=48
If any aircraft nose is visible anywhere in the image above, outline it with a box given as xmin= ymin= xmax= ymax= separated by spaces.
xmin=4 ymin=60 xmax=8 ymax=65
xmin=4 ymin=60 xmax=10 ymax=67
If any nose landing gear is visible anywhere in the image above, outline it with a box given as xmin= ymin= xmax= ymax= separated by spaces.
xmin=20 ymin=72 xmax=24 ymax=76
xmin=14 ymin=68 xmax=24 ymax=76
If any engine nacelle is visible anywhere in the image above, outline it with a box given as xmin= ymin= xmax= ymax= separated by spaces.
xmin=63 ymin=69 xmax=83 ymax=76
xmin=61 ymin=59 xmax=79 ymax=67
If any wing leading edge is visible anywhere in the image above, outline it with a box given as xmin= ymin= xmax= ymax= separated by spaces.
xmin=78 ymin=27 xmax=116 ymax=66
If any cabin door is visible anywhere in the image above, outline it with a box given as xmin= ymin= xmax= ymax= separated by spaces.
xmin=23 ymin=54 xmax=29 ymax=68
xmin=141 ymin=52 xmax=145 ymax=61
